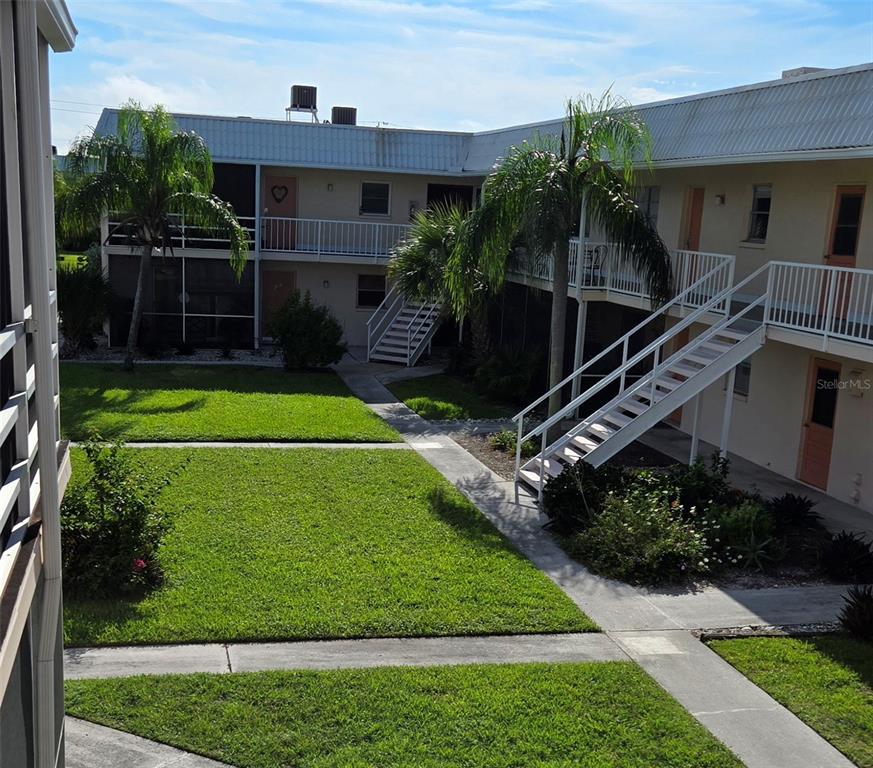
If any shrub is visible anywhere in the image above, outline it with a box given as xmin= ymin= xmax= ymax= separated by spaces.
xmin=474 ymin=346 xmax=539 ymax=403
xmin=821 ymin=532 xmax=873 ymax=583
xmin=667 ymin=454 xmax=732 ymax=515
xmin=839 ymin=585 xmax=873 ymax=640
xmin=710 ymin=500 xmax=781 ymax=572
xmin=542 ymin=461 xmax=629 ymax=534
xmin=768 ymin=493 xmax=823 ymax=534
xmin=270 ymin=290 xmax=347 ymax=370
xmin=57 ymin=260 xmax=111 ymax=355
xmin=488 ymin=429 xmax=537 ymax=459
xmin=571 ymin=488 xmax=710 ymax=584
xmin=175 ymin=340 xmax=196 ymax=356
xmin=61 ymin=438 xmax=184 ymax=597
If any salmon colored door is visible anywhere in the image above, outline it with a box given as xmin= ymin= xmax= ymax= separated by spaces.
xmin=667 ymin=327 xmax=690 ymax=425
xmin=821 ymin=186 xmax=865 ymax=321
xmin=680 ymin=188 xmax=706 ymax=292
xmin=262 ymin=175 xmax=298 ymax=250
xmin=797 ymin=358 xmax=841 ymax=490
xmin=261 ymin=270 xmax=296 ymax=334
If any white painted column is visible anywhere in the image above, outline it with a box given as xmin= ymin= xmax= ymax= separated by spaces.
xmin=253 ymin=163 xmax=262 ymax=349
xmin=719 ymin=368 xmax=736 ymax=458
xmin=689 ymin=393 xmax=702 ymax=464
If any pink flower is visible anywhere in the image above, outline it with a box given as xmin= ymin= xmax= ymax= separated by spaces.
xmin=132 ymin=558 xmax=147 ymax=573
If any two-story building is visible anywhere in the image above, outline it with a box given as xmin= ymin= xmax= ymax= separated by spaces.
xmin=95 ymin=63 xmax=873 ymax=517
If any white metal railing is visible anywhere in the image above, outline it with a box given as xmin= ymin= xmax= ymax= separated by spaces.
xmin=107 ymin=213 xmax=257 ymax=249
xmin=765 ymin=261 xmax=873 ymax=347
xmin=261 ymin=217 xmax=411 ymax=261
xmin=515 ymin=261 xmax=772 ymax=496
xmin=366 ymin=285 xmax=405 ymax=361
xmin=406 ymin=301 xmax=441 ymax=366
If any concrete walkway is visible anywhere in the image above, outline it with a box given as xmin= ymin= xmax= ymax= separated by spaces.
xmin=65 ymin=633 xmax=623 ymax=680
xmin=332 ymin=360 xmax=856 ymax=768
xmin=92 ymin=441 xmax=409 ymax=450
xmin=66 ymin=718 xmax=232 ymax=768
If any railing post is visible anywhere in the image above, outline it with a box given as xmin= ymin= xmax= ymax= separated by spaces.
xmin=514 ymin=416 xmax=523 ymax=502
xmin=538 ymin=432 xmax=547 ymax=501
xmin=317 ymin=220 xmax=322 ymax=261
xmin=823 ymin=267 xmax=837 ymax=350
xmin=763 ymin=263 xmax=774 ymax=331
xmin=181 ymin=213 xmax=186 ymax=249
xmin=720 ymin=367 xmax=736 ymax=458
xmin=619 ymin=336 xmax=629 ymax=393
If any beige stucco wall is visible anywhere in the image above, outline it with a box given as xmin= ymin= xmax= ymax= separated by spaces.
xmin=669 ymin=319 xmax=873 ymax=512
xmin=260 ymin=259 xmax=387 ymax=347
xmin=261 ymin=166 xmax=482 ymax=226
xmin=647 ymin=158 xmax=873 ymax=279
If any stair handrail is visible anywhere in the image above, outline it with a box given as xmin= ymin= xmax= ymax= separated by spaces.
xmin=544 ymin=291 xmax=769 ymax=473
xmin=511 ymin=255 xmax=735 ymax=427
xmin=408 ymin=302 xmax=440 ymax=366
xmin=520 ymin=261 xmax=770 ymax=443
xmin=366 ymin=285 xmax=404 ymax=360
xmin=514 ymin=261 xmax=771 ymax=489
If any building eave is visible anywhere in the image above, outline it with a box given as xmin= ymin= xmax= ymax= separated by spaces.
xmin=37 ymin=0 xmax=76 ymax=51
xmin=646 ymin=146 xmax=873 ymax=169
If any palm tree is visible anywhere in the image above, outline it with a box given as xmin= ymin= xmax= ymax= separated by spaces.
xmin=59 ymin=102 xmax=249 ymax=369
xmin=449 ymin=92 xmax=673 ymax=416
xmin=389 ymin=202 xmax=493 ymax=362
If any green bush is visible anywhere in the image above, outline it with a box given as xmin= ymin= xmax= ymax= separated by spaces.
xmin=488 ymin=429 xmax=538 ymax=459
xmin=768 ymin=493 xmax=823 ymax=534
xmin=270 ymin=290 xmax=347 ymax=370
xmin=61 ymin=438 xmax=183 ymax=597
xmin=570 ymin=486 xmax=711 ymax=584
xmin=542 ymin=461 xmax=629 ymax=534
xmin=710 ymin=500 xmax=780 ymax=572
xmin=821 ymin=532 xmax=873 ymax=583
xmin=57 ymin=260 xmax=111 ymax=354
xmin=474 ymin=346 xmax=539 ymax=403
xmin=839 ymin=585 xmax=873 ymax=640
xmin=667 ymin=454 xmax=732 ymax=515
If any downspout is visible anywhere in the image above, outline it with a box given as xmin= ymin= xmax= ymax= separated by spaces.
xmin=19 ymin=9 xmax=63 ymax=767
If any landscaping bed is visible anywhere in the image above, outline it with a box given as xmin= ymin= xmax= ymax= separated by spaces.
xmin=387 ymin=373 xmax=513 ymax=421
xmin=64 ymin=447 xmax=593 ymax=646
xmin=540 ymin=454 xmax=873 ymax=588
xmin=65 ymin=662 xmax=742 ymax=768
xmin=710 ymin=635 xmax=873 ymax=767
xmin=61 ymin=363 xmax=399 ymax=442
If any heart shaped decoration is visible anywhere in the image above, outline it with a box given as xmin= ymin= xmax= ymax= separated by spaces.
xmin=271 ymin=185 xmax=288 ymax=203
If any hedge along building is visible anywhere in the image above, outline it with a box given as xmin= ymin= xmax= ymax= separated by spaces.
xmin=96 ymin=63 xmax=873 ymax=515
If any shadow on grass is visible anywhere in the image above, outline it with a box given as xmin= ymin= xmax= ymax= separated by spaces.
xmin=426 ymin=486 xmax=526 ymax=556
xmin=64 ymin=597 xmax=146 ymax=648
xmin=807 ymin=634 xmax=873 ymax=690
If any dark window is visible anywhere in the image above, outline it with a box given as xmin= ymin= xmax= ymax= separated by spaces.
xmin=357 ymin=274 xmax=386 ymax=308
xmin=831 ymin=193 xmax=863 ymax=256
xmin=734 ymin=360 xmax=752 ymax=397
xmin=810 ymin=367 xmax=840 ymax=428
xmin=152 ymin=261 xmax=182 ymax=313
xmin=185 ymin=260 xmax=254 ymax=316
xmin=360 ymin=182 xmax=390 ymax=216
xmin=634 ymin=186 xmax=660 ymax=228
xmin=746 ymin=185 xmax=771 ymax=242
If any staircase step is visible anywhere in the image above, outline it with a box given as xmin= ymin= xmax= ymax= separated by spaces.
xmin=618 ymin=399 xmax=647 ymax=416
xmin=714 ymin=328 xmax=746 ymax=342
xmin=586 ymin=421 xmax=616 ymax=440
xmin=654 ymin=375 xmax=682 ymax=391
xmin=685 ymin=349 xmax=721 ymax=365
xmin=602 ymin=411 xmax=632 ymax=429
xmin=558 ymin=444 xmax=588 ymax=462
xmin=570 ymin=435 xmax=599 ymax=453
xmin=702 ymin=340 xmax=733 ymax=355
xmin=525 ymin=456 xmax=566 ymax=479
xmin=668 ymin=362 xmax=702 ymax=378
xmin=370 ymin=351 xmax=409 ymax=363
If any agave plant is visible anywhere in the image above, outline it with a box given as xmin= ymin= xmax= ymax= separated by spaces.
xmin=838 ymin=584 xmax=873 ymax=640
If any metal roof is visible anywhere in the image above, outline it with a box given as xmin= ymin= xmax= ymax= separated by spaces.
xmin=95 ymin=62 xmax=873 ymax=176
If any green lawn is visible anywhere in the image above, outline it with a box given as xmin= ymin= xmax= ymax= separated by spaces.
xmin=388 ymin=374 xmax=512 ymax=420
xmin=710 ymin=635 xmax=873 ymax=767
xmin=65 ymin=448 xmax=593 ymax=646
xmin=65 ymin=662 xmax=741 ymax=768
xmin=58 ymin=253 xmax=84 ymax=270
xmin=61 ymin=363 xmax=399 ymax=442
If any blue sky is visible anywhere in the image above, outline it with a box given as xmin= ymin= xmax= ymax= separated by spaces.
xmin=52 ymin=0 xmax=873 ymax=151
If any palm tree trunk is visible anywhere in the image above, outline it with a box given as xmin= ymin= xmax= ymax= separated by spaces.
xmin=124 ymin=245 xmax=152 ymax=370
xmin=547 ymin=238 xmax=570 ymax=417
xmin=470 ymin=301 xmax=492 ymax=365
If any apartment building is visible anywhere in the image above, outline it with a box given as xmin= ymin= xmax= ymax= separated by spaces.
xmin=0 ymin=1 xmax=76 ymax=767
xmin=93 ymin=63 xmax=873 ymax=516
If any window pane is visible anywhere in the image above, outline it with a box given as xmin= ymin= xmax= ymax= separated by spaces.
xmin=361 ymin=182 xmax=390 ymax=215
xmin=747 ymin=186 xmax=772 ymax=241
xmin=357 ymin=274 xmax=386 ymax=308
xmin=810 ymin=368 xmax=839 ymax=428
xmin=733 ymin=361 xmax=751 ymax=396
xmin=836 ymin=194 xmax=863 ymax=226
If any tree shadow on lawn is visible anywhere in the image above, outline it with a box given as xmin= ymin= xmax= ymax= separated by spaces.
xmin=64 ymin=597 xmax=149 ymax=648
xmin=807 ymin=634 xmax=873 ymax=690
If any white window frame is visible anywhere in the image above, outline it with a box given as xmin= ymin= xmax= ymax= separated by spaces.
xmin=359 ymin=180 xmax=391 ymax=218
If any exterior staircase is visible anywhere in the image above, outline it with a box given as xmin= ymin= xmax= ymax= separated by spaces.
xmin=367 ymin=286 xmax=441 ymax=366
xmin=513 ymin=261 xmax=771 ymax=497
